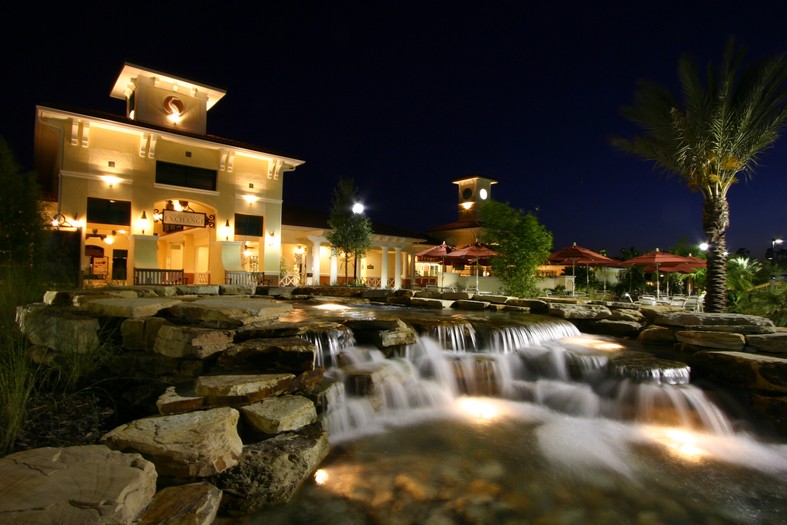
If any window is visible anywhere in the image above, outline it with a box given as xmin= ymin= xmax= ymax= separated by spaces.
xmin=156 ymin=161 xmax=217 ymax=191
xmin=87 ymin=198 xmax=131 ymax=226
xmin=235 ymin=214 xmax=263 ymax=237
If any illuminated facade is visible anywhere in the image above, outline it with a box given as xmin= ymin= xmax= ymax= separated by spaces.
xmin=34 ymin=63 xmax=303 ymax=286
xmin=34 ymin=63 xmax=425 ymax=288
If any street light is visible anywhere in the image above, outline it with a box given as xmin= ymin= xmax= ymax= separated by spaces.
xmin=772 ymin=238 xmax=783 ymax=261
xmin=352 ymin=202 xmax=364 ymax=214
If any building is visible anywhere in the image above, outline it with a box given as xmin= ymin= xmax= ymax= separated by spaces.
xmin=34 ymin=63 xmax=426 ymax=288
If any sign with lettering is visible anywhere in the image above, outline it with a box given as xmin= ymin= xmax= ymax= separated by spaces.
xmin=162 ymin=209 xmax=207 ymax=228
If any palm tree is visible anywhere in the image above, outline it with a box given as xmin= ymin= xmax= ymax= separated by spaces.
xmin=612 ymin=38 xmax=787 ymax=312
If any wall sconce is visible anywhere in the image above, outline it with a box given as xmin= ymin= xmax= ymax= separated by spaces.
xmin=242 ymin=195 xmax=259 ymax=206
xmin=100 ymin=175 xmax=122 ymax=188
xmin=294 ymin=245 xmax=305 ymax=255
xmin=243 ymin=244 xmax=251 ymax=257
xmin=138 ymin=211 xmax=151 ymax=235
xmin=104 ymin=231 xmax=116 ymax=245
xmin=223 ymin=219 xmax=231 ymax=241
xmin=267 ymin=230 xmax=275 ymax=238
xmin=50 ymin=213 xmax=75 ymax=229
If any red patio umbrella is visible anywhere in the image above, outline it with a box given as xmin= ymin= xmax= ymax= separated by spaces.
xmin=622 ymin=249 xmax=705 ymax=299
xmin=415 ymin=242 xmax=454 ymax=287
xmin=549 ymin=242 xmax=619 ymax=293
xmin=445 ymin=242 xmax=499 ymax=289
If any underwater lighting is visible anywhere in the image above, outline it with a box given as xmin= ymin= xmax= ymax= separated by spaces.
xmin=643 ymin=426 xmax=709 ymax=462
xmin=561 ymin=336 xmax=624 ymax=352
xmin=315 ymin=303 xmax=350 ymax=311
xmin=456 ymin=397 xmax=502 ymax=422
xmin=314 ymin=469 xmax=329 ymax=486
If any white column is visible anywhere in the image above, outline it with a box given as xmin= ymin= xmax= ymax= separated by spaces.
xmin=311 ymin=239 xmax=321 ymax=285
xmin=380 ymin=247 xmax=389 ymax=289
xmin=394 ymin=247 xmax=402 ymax=289
xmin=330 ymin=250 xmax=338 ymax=285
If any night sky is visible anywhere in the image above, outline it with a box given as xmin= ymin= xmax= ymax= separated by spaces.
xmin=4 ymin=1 xmax=786 ymax=258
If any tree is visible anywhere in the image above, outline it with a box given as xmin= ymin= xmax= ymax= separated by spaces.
xmin=0 ymin=136 xmax=46 ymax=267
xmin=478 ymin=200 xmax=552 ymax=298
xmin=325 ymin=178 xmax=373 ymax=285
xmin=612 ymin=38 xmax=787 ymax=313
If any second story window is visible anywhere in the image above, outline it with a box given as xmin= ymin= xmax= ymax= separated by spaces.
xmin=156 ymin=161 xmax=217 ymax=191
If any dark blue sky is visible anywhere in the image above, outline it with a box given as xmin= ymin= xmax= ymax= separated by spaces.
xmin=4 ymin=1 xmax=786 ymax=257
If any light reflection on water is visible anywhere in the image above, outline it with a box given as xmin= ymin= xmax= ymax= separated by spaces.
xmin=226 ymin=301 xmax=787 ymax=525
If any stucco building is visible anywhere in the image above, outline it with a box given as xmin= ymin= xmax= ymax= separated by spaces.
xmin=34 ymin=63 xmax=427 ymax=288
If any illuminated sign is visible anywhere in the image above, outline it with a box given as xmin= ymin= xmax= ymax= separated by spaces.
xmin=162 ymin=209 xmax=207 ymax=228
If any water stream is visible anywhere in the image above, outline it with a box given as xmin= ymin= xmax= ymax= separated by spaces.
xmin=231 ymin=303 xmax=787 ymax=524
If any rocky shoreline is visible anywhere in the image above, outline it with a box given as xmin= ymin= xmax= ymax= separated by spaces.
xmin=1 ymin=284 xmax=786 ymax=524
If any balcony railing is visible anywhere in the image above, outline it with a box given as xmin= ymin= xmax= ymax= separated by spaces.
xmin=133 ymin=268 xmax=185 ymax=285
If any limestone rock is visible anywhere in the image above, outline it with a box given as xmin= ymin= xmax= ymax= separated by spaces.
xmin=692 ymin=351 xmax=787 ymax=394
xmin=154 ymin=325 xmax=235 ymax=359
xmin=81 ymin=297 xmax=183 ymax=318
xmin=164 ymin=297 xmax=292 ymax=327
xmin=637 ymin=325 xmax=676 ymax=344
xmin=506 ymin=298 xmax=549 ymax=314
xmin=547 ymin=303 xmax=612 ymax=320
xmin=15 ymin=304 xmax=100 ymax=353
xmin=344 ymin=318 xmax=417 ymax=349
xmin=581 ymin=319 xmax=643 ymax=337
xmin=156 ymin=385 xmax=205 ymax=415
xmin=675 ymin=330 xmax=746 ymax=351
xmin=136 ymin=482 xmax=222 ymax=525
xmin=745 ymin=332 xmax=787 ymax=355
xmin=218 ymin=337 xmax=317 ymax=372
xmin=410 ymin=297 xmax=451 ymax=309
xmin=211 ymin=423 xmax=330 ymax=514
xmin=0 ymin=445 xmax=156 ymax=525
xmin=176 ymin=285 xmax=221 ymax=296
xmin=240 ymin=395 xmax=318 ymax=434
xmin=655 ymin=312 xmax=776 ymax=334
xmin=101 ymin=407 xmax=243 ymax=477
xmin=452 ymin=299 xmax=491 ymax=310
xmin=195 ymin=371 xmax=323 ymax=406
xmin=122 ymin=316 xmax=169 ymax=351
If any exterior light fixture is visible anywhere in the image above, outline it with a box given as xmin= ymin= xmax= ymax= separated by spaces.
xmin=699 ymin=242 xmax=709 ymax=251
xmin=101 ymin=175 xmax=122 ymax=187
xmin=138 ymin=211 xmax=151 ymax=235
xmin=104 ymin=231 xmax=116 ymax=245
xmin=223 ymin=220 xmax=231 ymax=241
xmin=242 ymin=195 xmax=259 ymax=205
xmin=352 ymin=203 xmax=364 ymax=214
xmin=772 ymin=238 xmax=783 ymax=261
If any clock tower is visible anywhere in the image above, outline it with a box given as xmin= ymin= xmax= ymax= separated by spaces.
xmin=453 ymin=176 xmax=497 ymax=221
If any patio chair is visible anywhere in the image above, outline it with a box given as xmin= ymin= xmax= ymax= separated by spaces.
xmin=638 ymin=295 xmax=656 ymax=306
xmin=683 ymin=296 xmax=702 ymax=311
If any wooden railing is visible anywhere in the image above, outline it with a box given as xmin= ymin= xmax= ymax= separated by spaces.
xmin=133 ymin=268 xmax=185 ymax=285
xmin=225 ymin=271 xmax=266 ymax=285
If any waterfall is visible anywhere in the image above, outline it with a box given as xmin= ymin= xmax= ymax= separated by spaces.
xmin=316 ymin=315 xmax=738 ymax=443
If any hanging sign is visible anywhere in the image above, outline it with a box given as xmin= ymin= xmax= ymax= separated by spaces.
xmin=162 ymin=209 xmax=207 ymax=228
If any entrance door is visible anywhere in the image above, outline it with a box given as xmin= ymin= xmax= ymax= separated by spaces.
xmin=112 ymin=250 xmax=128 ymax=282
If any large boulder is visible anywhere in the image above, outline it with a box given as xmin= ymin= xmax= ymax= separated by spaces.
xmin=0 ymin=445 xmax=157 ymax=525
xmin=15 ymin=304 xmax=100 ymax=353
xmin=101 ymin=407 xmax=243 ymax=478
xmin=654 ymin=312 xmax=776 ymax=334
xmin=675 ymin=330 xmax=746 ymax=351
xmin=211 ymin=423 xmax=330 ymax=515
xmin=80 ymin=297 xmax=183 ymax=318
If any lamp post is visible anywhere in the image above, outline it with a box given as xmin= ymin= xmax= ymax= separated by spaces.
xmin=772 ymin=238 xmax=783 ymax=262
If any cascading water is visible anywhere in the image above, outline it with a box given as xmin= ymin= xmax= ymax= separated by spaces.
xmin=244 ymin=305 xmax=787 ymax=525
